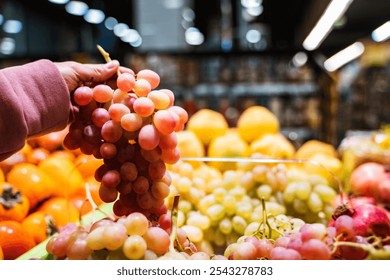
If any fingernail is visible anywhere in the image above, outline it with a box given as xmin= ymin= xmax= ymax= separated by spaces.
xmin=107 ymin=60 xmax=119 ymax=69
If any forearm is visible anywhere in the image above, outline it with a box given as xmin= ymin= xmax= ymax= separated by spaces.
xmin=0 ymin=59 xmax=72 ymax=161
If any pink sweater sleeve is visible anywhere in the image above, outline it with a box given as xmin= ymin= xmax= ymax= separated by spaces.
xmin=0 ymin=59 xmax=71 ymax=161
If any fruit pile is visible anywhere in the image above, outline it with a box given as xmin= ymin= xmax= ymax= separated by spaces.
xmin=1 ymin=48 xmax=390 ymax=260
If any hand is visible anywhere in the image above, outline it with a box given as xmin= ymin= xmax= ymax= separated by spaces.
xmin=54 ymin=60 xmax=121 ymax=92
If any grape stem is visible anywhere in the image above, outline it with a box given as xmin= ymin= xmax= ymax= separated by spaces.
xmin=84 ymin=181 xmax=115 ymax=223
xmin=97 ymin=44 xmax=121 ymax=76
xmin=169 ymin=195 xmax=180 ymax=252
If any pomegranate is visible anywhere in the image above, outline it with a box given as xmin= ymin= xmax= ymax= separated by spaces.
xmin=378 ymin=176 xmax=390 ymax=203
xmin=350 ymin=162 xmax=386 ymax=198
xmin=352 ymin=204 xmax=390 ymax=238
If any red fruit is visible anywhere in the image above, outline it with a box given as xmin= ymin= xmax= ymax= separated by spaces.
xmin=332 ymin=195 xmax=376 ymax=209
xmin=378 ymin=177 xmax=390 ymax=203
xmin=0 ymin=221 xmax=35 ymax=259
xmin=352 ymin=204 xmax=390 ymax=237
xmin=350 ymin=162 xmax=386 ymax=198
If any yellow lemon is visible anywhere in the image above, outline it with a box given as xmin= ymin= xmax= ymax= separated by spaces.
xmin=207 ymin=131 xmax=250 ymax=172
xmin=295 ymin=140 xmax=337 ymax=159
xmin=237 ymin=106 xmax=279 ymax=144
xmin=249 ymin=133 xmax=295 ymax=159
xmin=186 ymin=109 xmax=228 ymax=146
xmin=304 ymin=153 xmax=342 ymax=187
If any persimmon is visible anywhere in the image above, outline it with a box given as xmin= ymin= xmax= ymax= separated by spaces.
xmin=30 ymin=127 xmax=69 ymax=152
xmin=6 ymin=163 xmax=55 ymax=209
xmin=0 ymin=168 xmax=4 ymax=183
xmin=0 ymin=220 xmax=35 ymax=259
xmin=74 ymin=154 xmax=103 ymax=179
xmin=27 ymin=147 xmax=50 ymax=165
xmin=38 ymin=155 xmax=85 ymax=198
xmin=22 ymin=211 xmax=57 ymax=245
xmin=70 ymin=195 xmax=93 ymax=216
xmin=0 ymin=244 xmax=3 ymax=260
xmin=0 ymin=183 xmax=30 ymax=222
xmin=38 ymin=197 xmax=79 ymax=227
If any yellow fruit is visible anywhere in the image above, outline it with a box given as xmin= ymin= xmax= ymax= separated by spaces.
xmin=304 ymin=153 xmax=342 ymax=187
xmin=295 ymin=140 xmax=337 ymax=159
xmin=250 ymin=133 xmax=295 ymax=159
xmin=237 ymin=106 xmax=279 ymax=144
xmin=0 ymin=169 xmax=4 ymax=183
xmin=186 ymin=109 xmax=228 ymax=146
xmin=207 ymin=131 xmax=250 ymax=172
xmin=38 ymin=155 xmax=85 ymax=198
xmin=176 ymin=130 xmax=205 ymax=158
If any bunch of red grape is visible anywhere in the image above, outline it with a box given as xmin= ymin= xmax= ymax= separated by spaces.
xmin=45 ymin=211 xmax=226 ymax=260
xmin=63 ymin=68 xmax=188 ymax=220
xmin=224 ymin=213 xmax=390 ymax=260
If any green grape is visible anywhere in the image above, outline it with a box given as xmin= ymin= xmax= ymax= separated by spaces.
xmin=235 ymin=202 xmax=253 ymax=220
xmin=256 ymin=184 xmax=273 ymax=200
xmin=307 ymin=192 xmax=323 ymax=213
xmin=232 ymin=215 xmax=247 ymax=235
xmin=198 ymin=194 xmax=217 ymax=214
xmin=219 ymin=217 xmax=233 ymax=235
xmin=313 ymin=184 xmax=337 ymax=203
xmin=293 ymin=198 xmax=309 ymax=214
xmin=206 ymin=204 xmax=226 ymax=222
xmin=187 ymin=213 xmax=211 ymax=230
xmin=295 ymin=181 xmax=312 ymax=200
xmin=222 ymin=194 xmax=237 ymax=216
xmin=213 ymin=187 xmax=227 ymax=203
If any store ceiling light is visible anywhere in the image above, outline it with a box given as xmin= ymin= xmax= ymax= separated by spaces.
xmin=241 ymin=0 xmax=262 ymax=8
xmin=48 ymin=0 xmax=70 ymax=4
xmin=303 ymin=0 xmax=354 ymax=51
xmin=292 ymin=52 xmax=308 ymax=67
xmin=65 ymin=1 xmax=88 ymax=16
xmin=120 ymin=29 xmax=141 ymax=44
xmin=324 ymin=41 xmax=364 ymax=72
xmin=104 ymin=17 xmax=118 ymax=30
xmin=0 ymin=37 xmax=16 ymax=55
xmin=371 ymin=21 xmax=390 ymax=42
xmin=246 ymin=29 xmax=262 ymax=43
xmin=130 ymin=37 xmax=142 ymax=48
xmin=185 ymin=27 xmax=204 ymax=45
xmin=84 ymin=9 xmax=105 ymax=24
xmin=247 ymin=5 xmax=263 ymax=17
xmin=3 ymin=20 xmax=23 ymax=34
xmin=113 ymin=23 xmax=129 ymax=37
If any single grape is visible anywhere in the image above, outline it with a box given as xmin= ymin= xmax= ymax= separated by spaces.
xmin=121 ymin=113 xmax=143 ymax=132
xmin=100 ymin=142 xmax=117 ymax=159
xmin=109 ymin=103 xmax=131 ymax=122
xmin=91 ymin=108 xmax=110 ymax=128
xmin=73 ymin=86 xmax=93 ymax=106
xmin=159 ymin=89 xmax=175 ymax=107
xmin=122 ymin=235 xmax=147 ymax=260
xmin=300 ymin=239 xmax=331 ymax=260
xmin=93 ymin=84 xmax=113 ymax=103
xmin=133 ymin=79 xmax=152 ymax=97
xmin=153 ymin=110 xmax=177 ymax=135
xmin=101 ymin=120 xmax=123 ymax=143
xmin=137 ymin=69 xmax=160 ymax=89
xmin=117 ymin=72 xmax=136 ymax=92
xmin=143 ymin=227 xmax=170 ymax=255
xmin=138 ymin=124 xmax=160 ymax=150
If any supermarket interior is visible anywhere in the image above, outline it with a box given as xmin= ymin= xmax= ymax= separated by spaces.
xmin=1 ymin=0 xmax=390 ymax=262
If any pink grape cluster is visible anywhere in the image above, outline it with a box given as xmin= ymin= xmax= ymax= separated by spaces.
xmin=45 ymin=212 xmax=227 ymax=260
xmin=225 ymin=214 xmax=390 ymax=260
xmin=63 ymin=68 xmax=188 ymax=219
